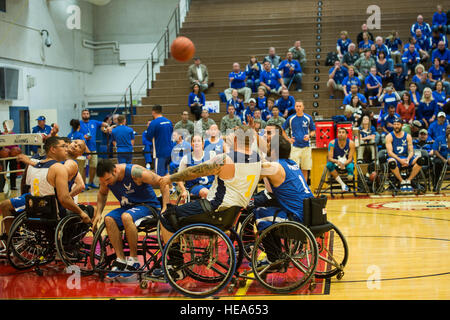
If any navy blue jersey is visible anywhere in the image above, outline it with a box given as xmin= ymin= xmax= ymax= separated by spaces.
xmin=331 ymin=138 xmax=350 ymax=159
xmin=271 ymin=159 xmax=313 ymax=221
xmin=183 ymin=153 xmax=214 ymax=189
xmin=204 ymin=138 xmax=224 ymax=159
xmin=108 ymin=164 xmax=160 ymax=208
xmin=145 ymin=116 xmax=173 ymax=158
xmin=390 ymin=131 xmax=409 ymax=157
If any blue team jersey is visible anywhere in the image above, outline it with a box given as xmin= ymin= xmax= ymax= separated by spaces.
xmin=385 ymin=38 xmax=402 ymax=51
xmin=342 ymin=76 xmax=361 ymax=91
xmin=204 ymin=138 xmax=224 ymax=159
xmin=80 ymin=119 xmax=103 ymax=151
xmin=343 ymin=93 xmax=367 ymax=105
xmin=417 ymin=101 xmax=439 ymax=122
xmin=390 ymin=131 xmax=409 ymax=157
xmin=271 ymin=159 xmax=313 ymax=222
xmin=278 ymin=59 xmax=302 ymax=76
xmin=360 ymin=125 xmax=376 ymax=139
xmin=330 ymin=138 xmax=351 ymax=159
xmin=432 ymin=135 xmax=449 ymax=158
xmin=382 ymin=93 xmax=399 ymax=113
xmin=329 ymin=66 xmax=348 ymax=84
xmin=382 ymin=113 xmax=401 ymax=132
xmin=256 ymin=96 xmax=267 ymax=110
xmin=229 ymin=71 xmax=247 ymax=89
xmin=337 ymin=38 xmax=352 ymax=55
xmin=111 ymin=125 xmax=135 ymax=152
xmin=67 ymin=130 xmax=85 ymax=141
xmin=108 ymin=164 xmax=160 ymax=208
xmin=226 ymin=98 xmax=245 ymax=115
xmin=283 ymin=113 xmax=315 ymax=148
xmin=428 ymin=66 xmax=445 ymax=81
xmin=184 ymin=153 xmax=214 ymax=189
xmin=31 ymin=125 xmax=52 ymax=152
xmin=145 ymin=116 xmax=173 ymax=158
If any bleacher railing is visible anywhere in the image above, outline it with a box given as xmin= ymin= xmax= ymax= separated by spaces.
xmin=114 ymin=0 xmax=191 ymax=123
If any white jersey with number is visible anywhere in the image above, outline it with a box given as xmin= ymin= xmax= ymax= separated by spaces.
xmin=207 ymin=151 xmax=262 ymax=211
xmin=25 ymin=160 xmax=58 ymax=197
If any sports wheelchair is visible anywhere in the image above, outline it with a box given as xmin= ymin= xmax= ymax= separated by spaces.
xmin=236 ymin=195 xmax=348 ymax=293
xmin=434 ymin=158 xmax=450 ymax=193
xmin=5 ymin=194 xmax=94 ymax=275
xmin=89 ymin=205 xmax=162 ymax=281
xmin=372 ymin=149 xmax=429 ymax=195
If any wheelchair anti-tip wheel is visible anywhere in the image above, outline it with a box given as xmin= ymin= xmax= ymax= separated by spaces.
xmin=251 ymin=221 xmax=318 ymax=293
xmin=162 ymin=223 xmax=237 ymax=298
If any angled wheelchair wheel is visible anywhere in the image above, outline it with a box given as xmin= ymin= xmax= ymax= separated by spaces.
xmin=313 ymin=223 xmax=348 ymax=279
xmin=238 ymin=212 xmax=260 ymax=262
xmin=89 ymin=223 xmax=117 ymax=275
xmin=251 ymin=221 xmax=318 ymax=293
xmin=55 ymin=214 xmax=95 ymax=275
xmin=162 ymin=223 xmax=236 ymax=298
xmin=6 ymin=212 xmax=56 ymax=270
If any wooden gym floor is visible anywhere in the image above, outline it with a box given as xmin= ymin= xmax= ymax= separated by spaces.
xmin=0 ymin=189 xmax=449 ymax=300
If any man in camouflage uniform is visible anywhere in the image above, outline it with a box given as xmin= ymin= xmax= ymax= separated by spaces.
xmin=194 ymin=109 xmax=216 ymax=137
xmin=220 ymin=105 xmax=242 ymax=135
xmin=174 ymin=111 xmax=194 ymax=136
xmin=289 ymin=40 xmax=307 ymax=68
xmin=266 ymin=105 xmax=286 ymax=127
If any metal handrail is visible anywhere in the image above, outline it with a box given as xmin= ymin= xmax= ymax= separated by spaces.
xmin=111 ymin=0 xmax=191 ymax=123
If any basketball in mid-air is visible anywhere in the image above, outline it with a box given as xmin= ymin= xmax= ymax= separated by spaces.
xmin=170 ymin=36 xmax=195 ymax=62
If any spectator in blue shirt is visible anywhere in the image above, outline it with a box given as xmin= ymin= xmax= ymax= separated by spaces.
xmin=379 ymin=84 xmax=401 ymax=114
xmin=261 ymin=97 xmax=275 ymax=121
xmin=188 ymin=83 xmax=206 ymax=121
xmin=365 ymin=67 xmax=383 ymax=106
xmin=391 ymin=64 xmax=407 ymax=94
xmin=409 ymin=82 xmax=422 ymax=107
xmin=31 ymin=116 xmax=53 ymax=154
xmin=432 ymin=81 xmax=449 ymax=109
xmin=145 ymin=104 xmax=173 ymax=176
xmin=381 ymin=105 xmax=401 ymax=140
xmin=111 ymin=115 xmax=135 ymax=164
xmin=413 ymin=29 xmax=430 ymax=62
xmin=169 ymin=130 xmax=191 ymax=174
xmin=429 ymin=29 xmax=448 ymax=53
xmin=342 ymin=66 xmax=361 ymax=96
xmin=417 ymin=88 xmax=439 ymax=128
xmin=428 ymin=111 xmax=450 ymax=140
xmin=413 ymin=129 xmax=434 ymax=155
xmin=256 ymin=88 xmax=267 ymax=111
xmin=224 ymin=62 xmax=252 ymax=103
xmin=327 ymin=60 xmax=348 ymax=99
xmin=337 ymin=31 xmax=352 ymax=60
xmin=358 ymin=32 xmax=374 ymax=54
xmin=259 ymin=60 xmax=285 ymax=95
xmin=278 ymin=51 xmax=303 ymax=92
xmin=432 ymin=130 xmax=450 ymax=189
xmin=241 ymin=98 xmax=257 ymax=123
xmin=142 ymin=121 xmax=153 ymax=170
xmin=376 ymin=51 xmax=392 ymax=85
xmin=402 ymin=45 xmax=421 ymax=76
xmin=432 ymin=5 xmax=447 ymax=35
xmin=343 ymin=84 xmax=368 ymax=106
xmin=226 ymin=89 xmax=245 ymax=117
xmin=431 ymin=41 xmax=450 ymax=74
xmin=385 ymin=31 xmax=403 ymax=66
xmin=275 ymin=89 xmax=296 ymax=118
xmin=68 ymin=119 xmax=86 ymax=142
xmin=375 ymin=36 xmax=392 ymax=60
xmin=80 ymin=109 xmax=109 ymax=189
xmin=411 ymin=15 xmax=432 ymax=38
xmin=245 ymin=56 xmax=262 ymax=93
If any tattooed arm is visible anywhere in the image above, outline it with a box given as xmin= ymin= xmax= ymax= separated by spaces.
xmin=131 ymin=164 xmax=170 ymax=211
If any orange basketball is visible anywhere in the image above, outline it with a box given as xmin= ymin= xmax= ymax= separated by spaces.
xmin=0 ymin=148 xmax=10 ymax=159
xmin=170 ymin=36 xmax=195 ymax=62
xmin=369 ymin=171 xmax=377 ymax=182
xmin=10 ymin=147 xmax=22 ymax=157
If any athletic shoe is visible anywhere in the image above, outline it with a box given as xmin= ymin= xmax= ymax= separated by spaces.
xmin=149 ymin=265 xmax=186 ymax=283
xmin=106 ymin=260 xmax=127 ymax=279
xmin=121 ymin=260 xmax=141 ymax=278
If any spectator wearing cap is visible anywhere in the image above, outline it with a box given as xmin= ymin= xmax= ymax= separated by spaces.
xmin=417 ymin=87 xmax=439 ymax=129
xmin=327 ymin=60 xmax=348 ymax=99
xmin=31 ymin=116 xmax=53 ymax=154
xmin=274 ymin=88 xmax=296 ymax=118
xmin=187 ymin=57 xmax=211 ymax=92
xmin=391 ymin=64 xmax=408 ymax=95
xmin=241 ymin=98 xmax=257 ymax=123
xmin=224 ymin=63 xmax=252 ymax=103
xmin=428 ymin=111 xmax=450 ymax=140
xmin=413 ymin=129 xmax=434 ymax=154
